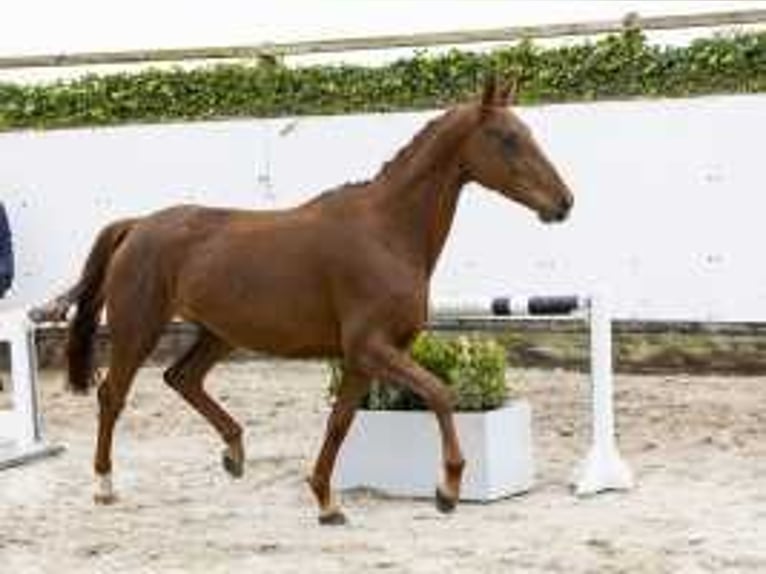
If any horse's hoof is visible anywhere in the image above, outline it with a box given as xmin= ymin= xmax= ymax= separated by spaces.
xmin=93 ymin=473 xmax=117 ymax=505
xmin=435 ymin=486 xmax=457 ymax=514
xmin=222 ymin=450 xmax=244 ymax=478
xmin=318 ymin=509 xmax=348 ymax=526
xmin=93 ymin=492 xmax=118 ymax=505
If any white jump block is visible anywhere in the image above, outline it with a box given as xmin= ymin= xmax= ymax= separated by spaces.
xmin=0 ymin=308 xmax=62 ymax=470
xmin=335 ymin=401 xmax=534 ymax=502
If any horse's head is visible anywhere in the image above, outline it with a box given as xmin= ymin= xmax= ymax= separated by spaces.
xmin=459 ymin=76 xmax=574 ymax=223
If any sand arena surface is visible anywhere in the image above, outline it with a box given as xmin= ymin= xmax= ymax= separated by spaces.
xmin=1 ymin=361 xmax=765 ymax=573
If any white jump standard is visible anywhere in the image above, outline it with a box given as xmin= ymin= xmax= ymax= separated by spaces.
xmin=432 ymin=293 xmax=634 ymax=496
xmin=0 ymin=308 xmax=62 ymax=470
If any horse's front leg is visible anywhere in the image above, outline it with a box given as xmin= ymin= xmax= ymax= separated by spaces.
xmin=307 ymin=367 xmax=370 ymax=525
xmin=361 ymin=341 xmax=465 ymax=513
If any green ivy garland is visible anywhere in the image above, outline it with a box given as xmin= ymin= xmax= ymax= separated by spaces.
xmin=0 ymin=29 xmax=763 ymax=131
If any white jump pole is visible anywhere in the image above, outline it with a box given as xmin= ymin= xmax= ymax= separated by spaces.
xmin=431 ymin=292 xmax=633 ymax=496
xmin=572 ymin=291 xmax=634 ymax=495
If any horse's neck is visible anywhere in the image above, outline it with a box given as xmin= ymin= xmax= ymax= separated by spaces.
xmin=416 ymin=164 xmax=466 ymax=275
xmin=372 ymin=119 xmax=471 ymax=275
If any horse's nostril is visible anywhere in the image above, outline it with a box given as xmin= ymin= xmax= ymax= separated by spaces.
xmin=557 ymin=195 xmax=573 ymax=220
xmin=554 ymin=195 xmax=573 ymax=222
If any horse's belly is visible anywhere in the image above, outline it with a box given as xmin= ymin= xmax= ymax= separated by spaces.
xmin=182 ymin=297 xmax=342 ymax=358
xmin=228 ymin=319 xmax=342 ymax=358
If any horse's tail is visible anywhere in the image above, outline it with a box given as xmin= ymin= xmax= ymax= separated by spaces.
xmin=66 ymin=217 xmax=137 ymax=393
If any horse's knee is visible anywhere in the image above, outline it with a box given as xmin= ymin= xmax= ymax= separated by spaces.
xmin=426 ymin=383 xmax=453 ymax=410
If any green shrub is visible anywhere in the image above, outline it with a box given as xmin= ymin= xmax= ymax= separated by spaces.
xmin=328 ymin=333 xmax=522 ymax=411
xmin=0 ymin=29 xmax=764 ymax=132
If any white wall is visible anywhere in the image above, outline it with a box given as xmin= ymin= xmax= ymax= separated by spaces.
xmin=1 ymin=94 xmax=764 ymax=321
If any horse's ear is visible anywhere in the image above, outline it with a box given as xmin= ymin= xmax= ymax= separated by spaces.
xmin=499 ymin=76 xmax=519 ymax=106
xmin=481 ymin=75 xmax=498 ymax=108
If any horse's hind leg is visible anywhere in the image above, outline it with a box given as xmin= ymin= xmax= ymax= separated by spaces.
xmin=94 ymin=321 xmax=165 ymax=504
xmin=93 ymin=373 xmax=130 ymax=504
xmin=162 ymin=328 xmax=243 ymax=477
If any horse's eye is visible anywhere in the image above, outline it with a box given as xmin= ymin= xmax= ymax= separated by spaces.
xmin=486 ymin=127 xmax=518 ymax=157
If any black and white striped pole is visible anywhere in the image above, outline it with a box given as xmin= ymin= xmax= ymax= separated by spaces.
xmin=431 ymin=292 xmax=634 ymax=496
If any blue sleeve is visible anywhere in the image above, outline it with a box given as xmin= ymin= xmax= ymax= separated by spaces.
xmin=0 ymin=203 xmax=13 ymax=295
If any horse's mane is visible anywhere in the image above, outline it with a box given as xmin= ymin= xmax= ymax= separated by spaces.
xmin=305 ymin=105 xmax=468 ymax=205
xmin=375 ymin=107 xmax=464 ymax=181
xmin=301 ymin=179 xmax=371 ymax=207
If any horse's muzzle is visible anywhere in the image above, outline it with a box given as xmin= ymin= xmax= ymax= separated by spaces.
xmin=541 ymin=196 xmax=573 ymax=223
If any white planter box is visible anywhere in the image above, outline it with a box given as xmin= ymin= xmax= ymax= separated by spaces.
xmin=335 ymin=400 xmax=534 ymax=502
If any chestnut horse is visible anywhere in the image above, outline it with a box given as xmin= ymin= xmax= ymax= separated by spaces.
xmin=64 ymin=77 xmax=573 ymax=524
